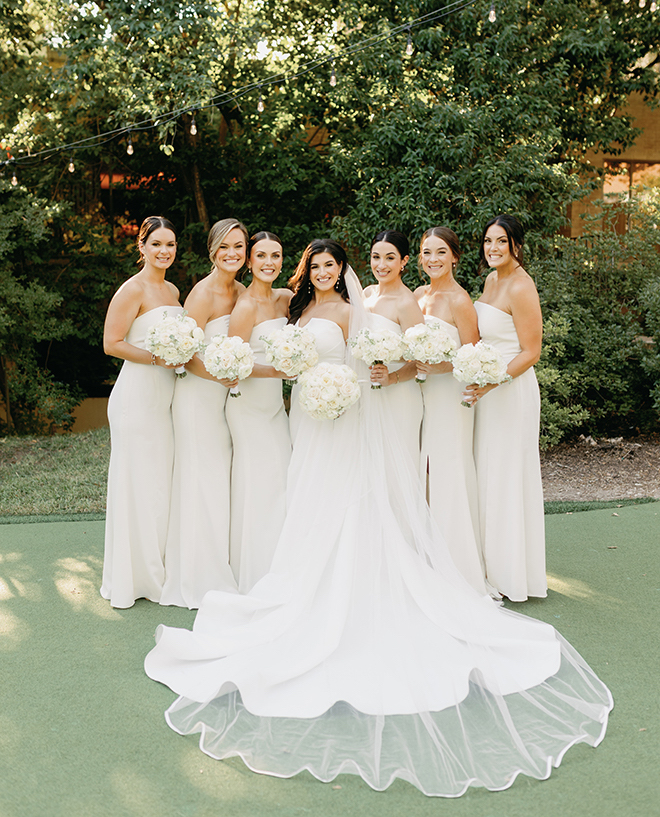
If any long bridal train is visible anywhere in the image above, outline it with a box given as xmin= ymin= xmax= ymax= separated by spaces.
xmin=145 ymin=310 xmax=612 ymax=797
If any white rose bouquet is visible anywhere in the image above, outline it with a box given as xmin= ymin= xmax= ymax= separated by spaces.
xmin=260 ymin=324 xmax=319 ymax=379
xmin=403 ymin=323 xmax=458 ymax=382
xmin=145 ymin=310 xmax=206 ymax=378
xmin=298 ymin=363 xmax=361 ymax=420
xmin=203 ymin=334 xmax=255 ymax=397
xmin=349 ymin=327 xmax=406 ymax=389
xmin=452 ymin=341 xmax=512 ymax=407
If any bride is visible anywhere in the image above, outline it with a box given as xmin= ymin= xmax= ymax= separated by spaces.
xmin=145 ymin=240 xmax=612 ymax=797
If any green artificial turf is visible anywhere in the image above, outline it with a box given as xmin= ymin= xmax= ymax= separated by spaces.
xmin=0 ymin=504 xmax=658 ymax=817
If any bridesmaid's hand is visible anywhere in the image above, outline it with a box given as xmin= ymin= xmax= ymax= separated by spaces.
xmin=370 ymin=364 xmax=391 ymax=387
xmin=151 ymin=354 xmax=176 ymax=369
xmin=462 ymin=382 xmax=498 ymax=405
xmin=417 ymin=361 xmax=452 ymax=377
xmin=218 ymin=376 xmax=239 ymax=388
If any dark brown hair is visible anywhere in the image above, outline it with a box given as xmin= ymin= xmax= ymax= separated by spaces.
xmin=287 ymin=239 xmax=350 ymax=325
xmin=477 ymin=215 xmax=525 ymax=275
xmin=137 ymin=216 xmax=176 ymax=266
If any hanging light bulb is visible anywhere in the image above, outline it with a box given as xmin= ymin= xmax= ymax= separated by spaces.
xmin=489 ymin=3 xmax=497 ymax=22
xmin=330 ymin=64 xmax=337 ymax=87
xmin=126 ymin=134 xmax=134 ymax=155
xmin=639 ymin=0 xmax=647 ymax=7
xmin=406 ymin=28 xmax=413 ymax=57
xmin=651 ymin=1 xmax=657 ymax=10
xmin=189 ymin=113 xmax=197 ymax=135
xmin=68 ymin=157 xmax=75 ymax=173
xmin=11 ymin=169 xmax=18 ymax=186
xmin=257 ymin=92 xmax=265 ymax=113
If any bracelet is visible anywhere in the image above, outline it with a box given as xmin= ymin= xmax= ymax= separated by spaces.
xmin=394 ymin=371 xmax=400 ymax=383
xmin=150 ymin=354 xmax=156 ymax=366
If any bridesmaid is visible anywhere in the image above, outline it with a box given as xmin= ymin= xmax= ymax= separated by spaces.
xmin=226 ymin=231 xmax=293 ymax=593
xmin=466 ymin=214 xmax=546 ymax=602
xmin=414 ymin=227 xmax=490 ymax=595
xmin=101 ymin=216 xmax=181 ymax=608
xmin=363 ymin=229 xmax=424 ymax=469
xmin=160 ymin=218 xmax=248 ymax=608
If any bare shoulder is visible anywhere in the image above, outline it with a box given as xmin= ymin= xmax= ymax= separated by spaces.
xmin=232 ymin=290 xmax=259 ymax=315
xmin=166 ymin=280 xmax=179 ymax=298
xmin=183 ymin=278 xmax=211 ymax=310
xmin=509 ymin=270 xmax=540 ymax=303
xmin=413 ymin=284 xmax=429 ymax=300
xmin=363 ymin=284 xmax=377 ymax=298
xmin=275 ymin=287 xmax=294 ymax=304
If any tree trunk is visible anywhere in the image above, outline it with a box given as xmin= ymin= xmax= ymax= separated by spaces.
xmin=0 ymin=355 xmax=14 ymax=431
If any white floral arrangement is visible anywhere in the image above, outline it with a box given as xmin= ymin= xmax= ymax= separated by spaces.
xmin=203 ymin=334 xmax=255 ymax=397
xmin=298 ymin=363 xmax=361 ymax=420
xmin=349 ymin=327 xmax=406 ymax=389
xmin=403 ymin=323 xmax=458 ymax=383
xmin=452 ymin=341 xmax=512 ymax=407
xmin=145 ymin=310 xmax=206 ymax=377
xmin=260 ymin=323 xmax=319 ymax=379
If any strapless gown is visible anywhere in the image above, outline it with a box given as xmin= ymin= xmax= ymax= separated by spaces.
xmin=226 ymin=317 xmax=292 ymax=593
xmin=420 ymin=316 xmax=486 ymax=595
xmin=145 ymin=317 xmax=611 ymax=797
xmin=101 ymin=305 xmax=179 ymax=609
xmin=368 ymin=312 xmax=423 ymax=472
xmin=160 ymin=315 xmax=237 ymax=609
xmin=474 ymin=302 xmax=547 ymax=602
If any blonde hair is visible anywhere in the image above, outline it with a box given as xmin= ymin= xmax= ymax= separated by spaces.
xmin=207 ymin=218 xmax=249 ymax=274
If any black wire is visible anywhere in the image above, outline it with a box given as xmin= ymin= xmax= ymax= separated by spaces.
xmin=2 ymin=0 xmax=481 ymax=170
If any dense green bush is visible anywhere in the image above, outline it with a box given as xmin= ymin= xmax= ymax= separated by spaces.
xmin=531 ymin=193 xmax=660 ymax=443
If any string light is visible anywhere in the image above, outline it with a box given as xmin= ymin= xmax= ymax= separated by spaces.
xmin=639 ymin=0 xmax=646 ymax=7
xmin=489 ymin=3 xmax=497 ymax=22
xmin=651 ymin=1 xmax=657 ymax=10
xmin=189 ymin=113 xmax=198 ymax=135
xmin=406 ymin=28 xmax=414 ymax=56
xmin=5 ymin=1 xmax=482 ymax=173
xmin=330 ymin=63 xmax=337 ymax=87
xmin=11 ymin=168 xmax=18 ymax=186
xmin=126 ymin=133 xmax=134 ymax=155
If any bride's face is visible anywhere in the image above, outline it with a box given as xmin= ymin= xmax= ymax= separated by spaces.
xmin=310 ymin=252 xmax=341 ymax=292
xmin=249 ymin=238 xmax=282 ymax=284
xmin=371 ymin=241 xmax=409 ymax=283
xmin=215 ymin=227 xmax=247 ymax=276
xmin=421 ymin=235 xmax=456 ymax=280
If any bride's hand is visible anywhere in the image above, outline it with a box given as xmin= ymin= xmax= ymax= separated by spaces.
xmin=370 ymin=364 xmax=391 ymax=387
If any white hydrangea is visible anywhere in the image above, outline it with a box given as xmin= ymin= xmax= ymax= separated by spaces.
xmin=452 ymin=341 xmax=512 ymax=394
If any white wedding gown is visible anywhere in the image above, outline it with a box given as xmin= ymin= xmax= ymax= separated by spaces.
xmin=102 ymin=305 xmax=179 ymax=608
xmin=160 ymin=315 xmax=237 ymax=609
xmin=420 ymin=316 xmax=487 ymax=594
xmin=474 ymin=302 xmax=547 ymax=601
xmin=226 ymin=317 xmax=291 ymax=593
xmin=145 ymin=310 xmax=612 ymax=797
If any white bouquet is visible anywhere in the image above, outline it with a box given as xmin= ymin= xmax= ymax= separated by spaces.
xmin=260 ymin=323 xmax=319 ymax=379
xmin=452 ymin=341 xmax=512 ymax=407
xmin=349 ymin=327 xmax=406 ymax=389
xmin=298 ymin=363 xmax=361 ymax=420
xmin=403 ymin=322 xmax=457 ymax=382
xmin=203 ymin=334 xmax=255 ymax=397
xmin=145 ymin=310 xmax=205 ymax=377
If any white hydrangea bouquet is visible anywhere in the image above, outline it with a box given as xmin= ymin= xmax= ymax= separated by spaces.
xmin=298 ymin=363 xmax=361 ymax=420
xmin=260 ymin=323 xmax=319 ymax=379
xmin=145 ymin=310 xmax=206 ymax=377
xmin=203 ymin=334 xmax=255 ymax=397
xmin=452 ymin=341 xmax=512 ymax=407
xmin=403 ymin=323 xmax=458 ymax=383
xmin=349 ymin=327 xmax=406 ymax=389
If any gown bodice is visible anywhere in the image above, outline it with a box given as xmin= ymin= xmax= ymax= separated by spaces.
xmin=474 ymin=302 xmax=520 ymax=362
xmin=298 ymin=318 xmax=346 ymax=365
xmin=250 ymin=317 xmax=288 ymax=364
xmin=424 ymin=314 xmax=460 ymax=347
xmin=125 ymin=305 xmax=183 ymax=349
xmin=203 ymin=314 xmax=230 ymax=342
